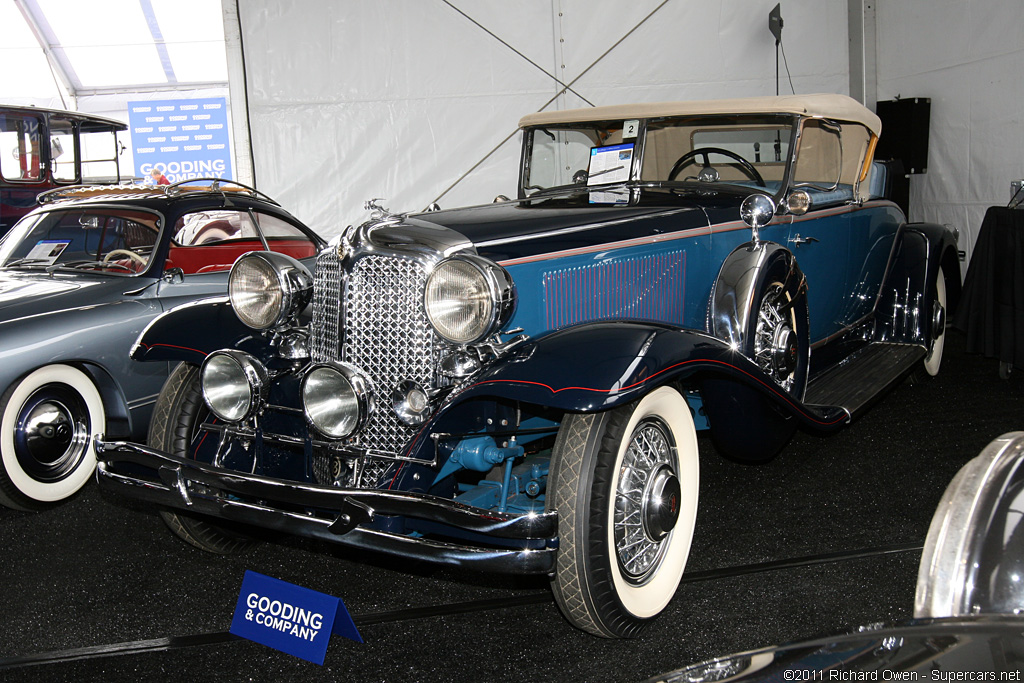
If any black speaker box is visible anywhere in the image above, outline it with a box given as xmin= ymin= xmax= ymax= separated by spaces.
xmin=875 ymin=97 xmax=930 ymax=175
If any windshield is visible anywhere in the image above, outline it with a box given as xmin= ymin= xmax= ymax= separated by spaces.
xmin=523 ymin=114 xmax=797 ymax=195
xmin=0 ymin=207 xmax=160 ymax=274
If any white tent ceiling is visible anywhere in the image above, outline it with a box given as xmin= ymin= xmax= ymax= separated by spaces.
xmin=1 ymin=0 xmax=1022 ymax=265
xmin=0 ymin=0 xmax=227 ymax=104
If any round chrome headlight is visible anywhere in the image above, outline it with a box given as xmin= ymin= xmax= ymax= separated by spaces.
xmin=301 ymin=362 xmax=373 ymax=440
xmin=424 ymin=255 xmax=515 ymax=345
xmin=201 ymin=350 xmax=269 ymax=422
xmin=228 ymin=251 xmax=313 ymax=330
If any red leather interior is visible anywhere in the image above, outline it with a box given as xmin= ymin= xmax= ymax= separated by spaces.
xmin=163 ymin=239 xmax=317 ymax=275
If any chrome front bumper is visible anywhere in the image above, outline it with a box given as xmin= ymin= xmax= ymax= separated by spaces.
xmin=94 ymin=439 xmax=557 ymax=574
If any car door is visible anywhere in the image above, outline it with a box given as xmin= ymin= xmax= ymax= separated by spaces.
xmin=786 ymin=205 xmax=852 ymax=344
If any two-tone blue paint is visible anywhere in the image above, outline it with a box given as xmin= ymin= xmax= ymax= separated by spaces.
xmin=427 ymin=190 xmax=911 ymax=350
xmin=128 ymin=188 xmax=957 ymax=502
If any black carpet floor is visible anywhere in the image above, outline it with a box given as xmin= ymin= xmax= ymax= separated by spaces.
xmin=1 ymin=329 xmax=1020 ymax=682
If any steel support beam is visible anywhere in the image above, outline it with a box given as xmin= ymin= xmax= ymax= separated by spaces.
xmin=14 ymin=0 xmax=79 ymax=107
xmin=222 ymin=0 xmax=255 ymax=187
xmin=848 ymin=0 xmax=877 ymax=110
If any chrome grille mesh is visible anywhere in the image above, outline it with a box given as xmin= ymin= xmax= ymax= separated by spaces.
xmin=345 ymin=255 xmax=437 ymax=486
xmin=311 ymin=248 xmax=341 ymax=363
xmin=309 ymin=248 xmax=438 ymax=488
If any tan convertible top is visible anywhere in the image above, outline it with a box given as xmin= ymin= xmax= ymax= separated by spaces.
xmin=518 ymin=93 xmax=881 ymax=136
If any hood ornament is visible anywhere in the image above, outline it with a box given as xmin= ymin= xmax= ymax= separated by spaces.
xmin=365 ymin=198 xmax=396 ymax=221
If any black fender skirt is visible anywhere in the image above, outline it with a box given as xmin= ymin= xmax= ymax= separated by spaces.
xmin=445 ymin=321 xmax=848 ymax=434
xmin=131 ymin=297 xmax=257 ymax=364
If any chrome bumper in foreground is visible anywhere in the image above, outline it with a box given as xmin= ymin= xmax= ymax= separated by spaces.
xmin=95 ymin=439 xmax=557 ymax=574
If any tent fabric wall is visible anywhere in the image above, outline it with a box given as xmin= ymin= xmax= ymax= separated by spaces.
xmin=238 ymin=0 xmax=849 ymax=238
xmin=876 ymin=0 xmax=1024 ymax=266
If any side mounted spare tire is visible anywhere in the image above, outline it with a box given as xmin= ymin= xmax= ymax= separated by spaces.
xmin=709 ymin=242 xmax=809 ymax=400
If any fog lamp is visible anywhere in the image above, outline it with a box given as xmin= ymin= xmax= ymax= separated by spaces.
xmin=201 ymin=350 xmax=268 ymax=422
xmin=301 ymin=362 xmax=373 ymax=440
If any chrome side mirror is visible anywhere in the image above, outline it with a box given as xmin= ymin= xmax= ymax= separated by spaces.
xmin=162 ymin=267 xmax=185 ymax=284
xmin=740 ymin=193 xmax=776 ymax=243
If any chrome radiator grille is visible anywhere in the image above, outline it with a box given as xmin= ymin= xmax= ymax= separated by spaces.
xmin=310 ymin=248 xmax=439 ymax=487
xmin=311 ymin=248 xmax=341 ymax=364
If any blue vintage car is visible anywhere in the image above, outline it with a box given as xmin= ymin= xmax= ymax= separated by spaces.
xmin=0 ymin=180 xmax=323 ymax=510
xmin=95 ymin=94 xmax=960 ymax=637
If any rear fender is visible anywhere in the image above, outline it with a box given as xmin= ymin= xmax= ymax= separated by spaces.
xmin=876 ymin=223 xmax=960 ymax=344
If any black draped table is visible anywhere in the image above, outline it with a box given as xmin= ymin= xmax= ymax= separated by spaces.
xmin=954 ymin=206 xmax=1024 ymax=375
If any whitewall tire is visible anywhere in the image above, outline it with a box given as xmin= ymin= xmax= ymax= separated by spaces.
xmin=0 ymin=364 xmax=105 ymax=510
xmin=923 ymin=266 xmax=947 ymax=377
xmin=548 ymin=386 xmax=699 ymax=637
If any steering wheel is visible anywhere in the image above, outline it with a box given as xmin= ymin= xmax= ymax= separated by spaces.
xmin=103 ymin=249 xmax=147 ymax=266
xmin=668 ymin=147 xmax=766 ymax=187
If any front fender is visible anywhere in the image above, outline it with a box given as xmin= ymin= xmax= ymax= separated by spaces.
xmin=131 ymin=297 xmax=254 ymax=364
xmin=444 ymin=321 xmax=846 ymax=432
xmin=708 ymin=240 xmax=805 ymax=348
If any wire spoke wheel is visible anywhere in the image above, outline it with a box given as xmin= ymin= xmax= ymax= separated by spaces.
xmin=613 ymin=417 xmax=678 ymax=585
xmin=549 ymin=386 xmax=699 ymax=638
xmin=753 ymin=282 xmax=799 ymax=393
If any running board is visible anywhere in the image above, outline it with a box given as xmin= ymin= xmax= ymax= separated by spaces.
xmin=804 ymin=342 xmax=925 ymax=420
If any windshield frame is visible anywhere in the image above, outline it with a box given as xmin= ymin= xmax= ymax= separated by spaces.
xmin=519 ymin=113 xmax=804 ymax=201
xmin=0 ymin=203 xmax=165 ymax=276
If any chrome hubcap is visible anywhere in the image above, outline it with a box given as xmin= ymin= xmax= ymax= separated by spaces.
xmin=642 ymin=464 xmax=681 ymax=542
xmin=15 ymin=385 xmax=90 ymax=482
xmin=932 ymin=300 xmax=946 ymax=341
xmin=754 ymin=284 xmax=798 ymax=390
xmin=614 ymin=417 xmax=678 ymax=585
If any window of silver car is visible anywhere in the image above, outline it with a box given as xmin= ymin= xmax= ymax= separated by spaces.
xmin=0 ymin=208 xmax=159 ymax=271
xmin=172 ymin=210 xmax=311 ymax=247
xmin=165 ymin=210 xmax=316 ymax=275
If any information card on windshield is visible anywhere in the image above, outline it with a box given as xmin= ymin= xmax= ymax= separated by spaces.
xmin=587 ymin=143 xmax=633 ymax=186
xmin=25 ymin=240 xmax=70 ymax=265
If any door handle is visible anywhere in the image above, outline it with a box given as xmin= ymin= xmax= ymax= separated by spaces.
xmin=789 ymin=234 xmax=819 ymax=247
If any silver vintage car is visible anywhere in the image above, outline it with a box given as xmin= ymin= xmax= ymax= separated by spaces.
xmin=0 ymin=180 xmax=323 ymax=510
